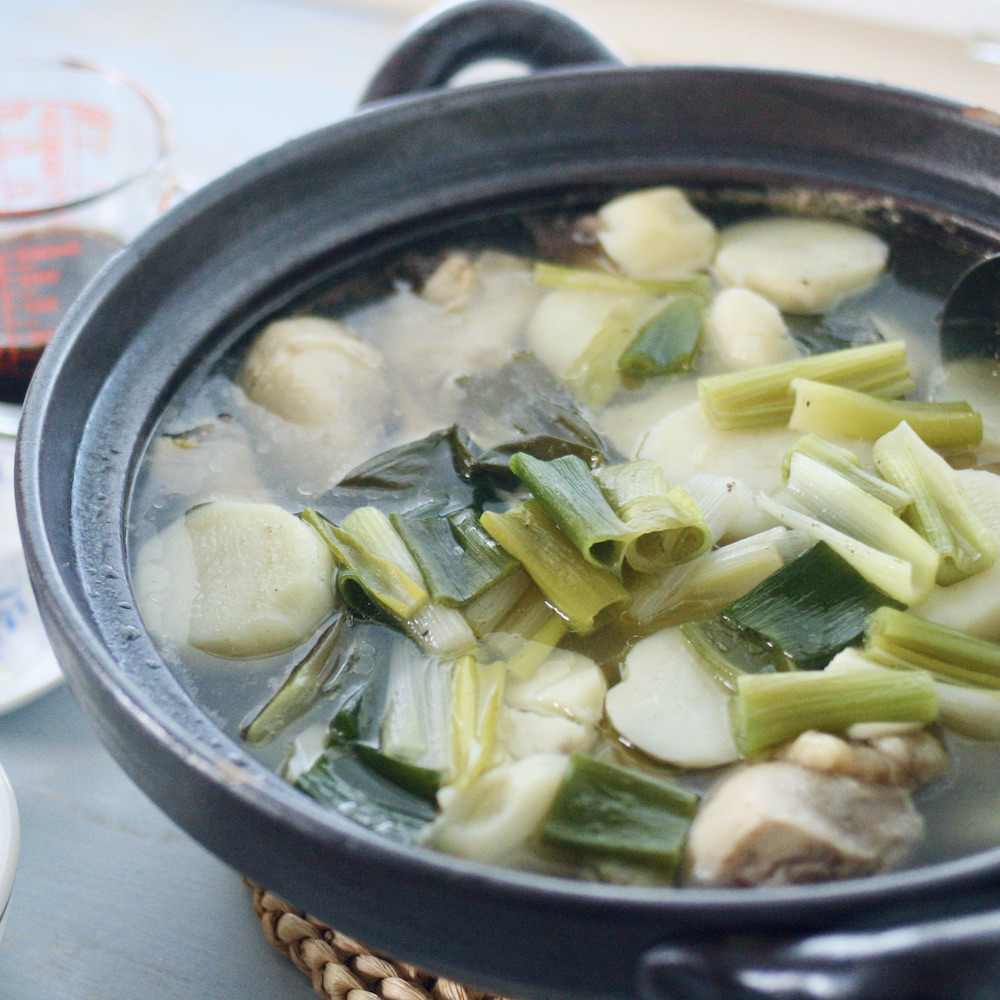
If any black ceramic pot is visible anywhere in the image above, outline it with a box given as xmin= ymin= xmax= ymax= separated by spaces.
xmin=16 ymin=3 xmax=1000 ymax=999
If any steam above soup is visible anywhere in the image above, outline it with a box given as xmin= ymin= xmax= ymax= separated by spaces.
xmin=130 ymin=185 xmax=1000 ymax=888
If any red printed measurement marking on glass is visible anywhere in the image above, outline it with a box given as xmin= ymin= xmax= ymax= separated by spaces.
xmin=0 ymin=228 xmax=123 ymax=380
xmin=0 ymin=99 xmax=114 ymax=211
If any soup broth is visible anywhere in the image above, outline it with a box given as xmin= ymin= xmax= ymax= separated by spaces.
xmin=128 ymin=185 xmax=1000 ymax=887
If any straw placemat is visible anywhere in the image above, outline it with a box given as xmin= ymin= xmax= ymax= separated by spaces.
xmin=247 ymin=880 xmax=514 ymax=1000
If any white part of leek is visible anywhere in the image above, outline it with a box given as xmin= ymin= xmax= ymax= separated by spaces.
xmin=380 ymin=645 xmax=455 ymax=772
xmin=624 ymin=475 xmax=757 ymax=627
xmin=767 ymin=452 xmax=939 ymax=605
xmin=605 ymin=627 xmax=739 ymax=768
xmin=912 ymin=469 xmax=1000 ymax=640
xmin=424 ymin=753 xmax=570 ymax=864
xmin=827 ymin=647 xmax=1000 ymax=742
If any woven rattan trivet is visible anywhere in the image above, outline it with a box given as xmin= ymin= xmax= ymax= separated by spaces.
xmin=247 ymin=881 xmax=514 ymax=1000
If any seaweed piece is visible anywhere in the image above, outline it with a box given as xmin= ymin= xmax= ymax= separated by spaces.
xmin=455 ymin=352 xmax=623 ymax=483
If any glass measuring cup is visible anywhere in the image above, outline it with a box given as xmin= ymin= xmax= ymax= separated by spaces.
xmin=0 ymin=59 xmax=173 ymax=402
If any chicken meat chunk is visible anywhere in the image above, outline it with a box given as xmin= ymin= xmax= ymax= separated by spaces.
xmin=777 ymin=729 xmax=948 ymax=788
xmin=685 ymin=761 xmax=923 ymax=887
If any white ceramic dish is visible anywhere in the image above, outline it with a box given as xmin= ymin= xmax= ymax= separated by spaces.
xmin=0 ymin=432 xmax=61 ymax=716
xmin=0 ymin=760 xmax=18 ymax=942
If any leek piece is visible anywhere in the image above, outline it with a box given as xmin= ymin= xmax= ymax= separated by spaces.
xmin=783 ymin=433 xmax=911 ymax=514
xmin=732 ymin=669 xmax=938 ymax=756
xmin=391 ymin=507 xmax=518 ymax=607
xmin=455 ymin=352 xmax=620 ymax=477
xmin=462 ymin=568 xmax=534 ymax=637
xmin=826 ymin=646 xmax=1000 ymax=742
xmin=450 ymin=656 xmax=506 ymax=788
xmin=295 ymin=745 xmax=434 ymax=843
xmin=510 ymin=451 xmax=631 ymax=574
xmin=351 ymin=745 xmax=442 ymax=803
xmin=722 ymin=541 xmax=903 ymax=672
xmin=301 ymin=508 xmax=426 ymax=619
xmin=680 ymin=617 xmax=785 ymax=691
xmin=380 ymin=643 xmax=454 ymax=773
xmin=873 ymin=421 xmax=998 ymax=585
xmin=595 ymin=460 xmax=710 ymax=573
xmin=564 ymin=296 xmax=657 ymax=410
xmin=242 ymin=618 xmax=345 ymax=746
xmin=503 ymin=614 xmax=570 ymax=681
xmin=480 ymin=500 xmax=630 ymax=633
xmin=617 ymin=291 xmax=707 ymax=377
xmin=651 ymin=527 xmax=797 ymax=627
xmin=402 ymin=600 xmax=478 ymax=658
xmin=789 ymin=378 xmax=983 ymax=448
xmin=762 ymin=451 xmax=940 ymax=605
xmin=540 ymin=751 xmax=698 ymax=875
xmin=934 ymin=682 xmax=1000 ymax=741
xmin=533 ymin=261 xmax=711 ymax=297
xmin=865 ymin=606 xmax=1000 ymax=690
xmin=620 ymin=474 xmax=755 ymax=630
xmin=697 ymin=340 xmax=914 ymax=430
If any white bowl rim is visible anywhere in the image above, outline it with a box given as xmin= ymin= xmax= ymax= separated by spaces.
xmin=0 ymin=761 xmax=19 ymax=917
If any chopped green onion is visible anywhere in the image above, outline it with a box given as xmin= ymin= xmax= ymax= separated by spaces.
xmin=541 ymin=751 xmax=698 ymax=876
xmin=783 ymin=433 xmax=911 ymax=514
xmin=617 ymin=291 xmax=707 ymax=377
xmin=509 ymin=452 xmax=632 ymax=575
xmin=242 ymin=618 xmax=345 ymax=746
xmin=533 ymin=261 xmax=711 ymax=297
xmin=500 ymin=614 xmax=570 ymax=681
xmin=620 ymin=474 xmax=755 ymax=630
xmin=480 ymin=500 xmax=630 ymax=633
xmin=865 ymin=606 xmax=1000 ymax=689
xmin=391 ymin=507 xmax=518 ymax=607
xmin=732 ymin=668 xmax=938 ymax=756
xmin=302 ymin=508 xmax=426 ymax=619
xmin=873 ymin=421 xmax=998 ymax=585
xmin=790 ymin=378 xmax=983 ymax=448
xmin=596 ymin=460 xmax=711 ymax=573
xmin=295 ymin=744 xmax=435 ymax=844
xmin=826 ymin=646 xmax=1000 ymax=742
xmin=697 ymin=340 xmax=914 ymax=430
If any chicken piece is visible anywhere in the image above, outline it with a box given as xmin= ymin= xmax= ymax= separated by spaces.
xmin=686 ymin=761 xmax=923 ymax=887
xmin=778 ymin=729 xmax=948 ymax=788
xmin=421 ymin=252 xmax=479 ymax=310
